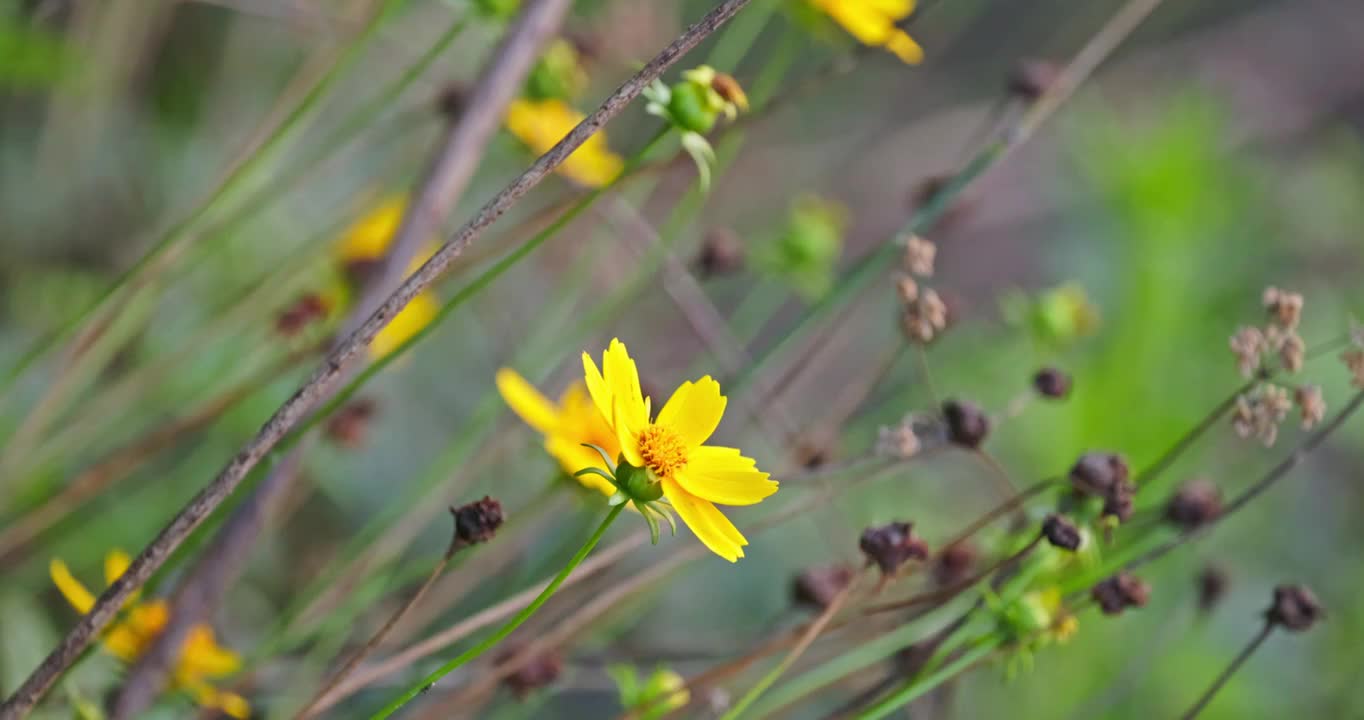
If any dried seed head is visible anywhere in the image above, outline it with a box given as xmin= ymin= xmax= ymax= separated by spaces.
xmin=1032 ymin=367 xmax=1072 ymax=399
xmin=1262 ymin=286 xmax=1304 ymax=330
xmin=709 ymin=72 xmax=748 ymax=110
xmin=942 ymin=399 xmax=990 ymax=449
xmin=1165 ymin=479 xmax=1223 ymax=531
xmin=1342 ymin=348 xmax=1364 ymax=389
xmin=499 ymin=646 xmax=563 ymax=697
xmin=894 ymin=274 xmax=919 ymax=304
xmin=276 ymin=293 xmax=331 ymax=337
xmin=1042 ymin=514 xmax=1083 ymax=551
xmin=696 ymin=227 xmax=745 ymax=277
xmin=1294 ymin=385 xmax=1326 ymax=430
xmin=1279 ymin=331 xmax=1305 ymax=373
xmin=1091 ymin=572 xmax=1150 ymax=615
xmin=436 ymin=84 xmax=467 ymax=119
xmin=1006 ymin=59 xmax=1062 ymax=102
xmin=859 ymin=521 xmax=930 ymax=576
xmin=1230 ymin=326 xmax=1266 ymax=379
xmin=1197 ymin=565 xmax=1230 ymax=615
xmin=450 ymin=496 xmax=504 ymax=547
xmin=1265 ymin=584 xmax=1322 ymax=632
xmin=791 ymin=564 xmax=856 ymax=611
xmin=901 ymin=288 xmax=949 ymax=343
xmin=1232 ymin=383 xmax=1291 ymax=447
xmin=875 ymin=420 xmax=921 ymax=460
xmin=326 ymin=398 xmax=378 ymax=449
xmin=793 ymin=434 xmax=835 ymax=470
xmin=902 ymin=234 xmax=936 ymax=277
xmin=1102 ymin=484 xmax=1135 ymax=523
xmin=933 ymin=542 xmax=978 ymax=587
xmin=1069 ymin=452 xmax=1130 ymax=497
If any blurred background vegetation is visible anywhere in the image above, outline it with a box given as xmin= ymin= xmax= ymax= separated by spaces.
xmin=1 ymin=0 xmax=1362 ymax=717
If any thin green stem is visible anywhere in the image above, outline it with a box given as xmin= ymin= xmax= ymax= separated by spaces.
xmin=855 ymin=633 xmax=1002 ymax=720
xmin=368 ymin=503 xmax=626 ymax=719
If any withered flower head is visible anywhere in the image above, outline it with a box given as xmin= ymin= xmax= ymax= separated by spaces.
xmin=942 ymin=399 xmax=990 ymax=449
xmin=902 ymin=288 xmax=949 ymax=344
xmin=696 ymin=227 xmax=745 ymax=277
xmin=875 ymin=419 xmax=922 ymax=460
xmin=1265 ymin=584 xmax=1322 ymax=632
xmin=1294 ymin=385 xmax=1326 ymax=430
xmin=791 ymin=564 xmax=856 ymax=611
xmin=499 ymin=645 xmax=563 ymax=697
xmin=1069 ymin=452 xmax=1130 ymax=497
xmin=436 ymin=84 xmax=468 ymax=119
xmin=933 ymin=541 xmax=978 ymax=587
xmin=1042 ymin=514 xmax=1082 ymax=551
xmin=1006 ymin=59 xmax=1062 ymax=102
xmin=1342 ymin=348 xmax=1364 ymax=390
xmin=1102 ymin=485 xmax=1135 ymax=523
xmin=450 ymin=496 xmax=504 ymax=547
xmin=1032 ymin=367 xmax=1072 ymax=399
xmin=902 ymin=234 xmax=936 ymax=277
xmin=325 ymin=398 xmax=378 ymax=449
xmin=1229 ymin=326 xmax=1266 ymax=379
xmin=1165 ymin=479 xmax=1223 ymax=531
xmin=1232 ymin=383 xmax=1291 ymax=447
xmin=859 ymin=521 xmax=930 ymax=576
xmin=894 ymin=274 xmax=919 ymax=304
xmin=1262 ymin=286 xmax=1304 ymax=330
xmin=1091 ymin=572 xmax=1150 ymax=616
xmin=1197 ymin=565 xmax=1230 ymax=615
xmin=276 ymin=293 xmax=331 ymax=337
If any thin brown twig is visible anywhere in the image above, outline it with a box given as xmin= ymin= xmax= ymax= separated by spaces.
xmin=108 ymin=3 xmax=575 ymax=716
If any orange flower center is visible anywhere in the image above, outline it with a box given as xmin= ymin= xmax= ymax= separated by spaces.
xmin=638 ymin=425 xmax=688 ymax=477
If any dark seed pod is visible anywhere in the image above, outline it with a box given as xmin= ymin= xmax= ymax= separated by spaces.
xmin=1032 ymin=367 xmax=1072 ymax=399
xmin=1042 ymin=514 xmax=1082 ymax=551
xmin=450 ymin=497 xmax=504 ymax=548
xmin=1266 ymin=584 xmax=1323 ymax=632
xmin=942 ymin=399 xmax=990 ymax=449
xmin=859 ymin=521 xmax=930 ymax=576
xmin=1092 ymin=572 xmax=1150 ymax=615
xmin=1165 ymin=479 xmax=1223 ymax=531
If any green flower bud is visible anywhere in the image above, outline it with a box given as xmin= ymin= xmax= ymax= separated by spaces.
xmin=667 ymin=81 xmax=717 ymax=134
xmin=615 ymin=461 xmax=664 ymax=502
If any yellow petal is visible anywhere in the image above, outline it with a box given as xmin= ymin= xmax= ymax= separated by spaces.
xmin=582 ymin=351 xmax=612 ymax=425
xmin=613 ymin=396 xmax=646 ymax=468
xmin=884 ymin=31 xmax=924 ymax=64
xmin=865 ymin=0 xmax=915 ymax=17
xmin=655 ymin=376 xmax=727 ymax=447
xmin=103 ymin=550 xmax=131 ymax=585
xmin=495 ymin=369 xmax=561 ymax=435
xmin=369 ymin=291 xmax=439 ymax=360
xmin=219 ymin=691 xmax=252 ymax=719
xmin=547 ymin=437 xmax=617 ymax=495
xmin=602 ymin=339 xmax=647 ymax=431
xmin=674 ymin=447 xmax=777 ymax=506
xmin=335 ymin=196 xmax=406 ymax=263
xmin=103 ymin=623 xmax=146 ymax=662
xmin=180 ymin=626 xmax=242 ymax=677
xmin=50 ymin=559 xmax=95 ymax=614
xmin=662 ymin=478 xmax=747 ymax=562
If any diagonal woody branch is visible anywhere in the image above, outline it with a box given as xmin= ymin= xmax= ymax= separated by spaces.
xmin=0 ymin=1 xmax=754 ymax=716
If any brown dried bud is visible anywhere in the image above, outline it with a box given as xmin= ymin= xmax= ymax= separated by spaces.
xmin=1032 ymin=367 xmax=1072 ymax=399
xmin=1294 ymin=385 xmax=1326 ymax=430
xmin=325 ymin=398 xmax=378 ymax=449
xmin=791 ymin=564 xmax=856 ymax=611
xmin=1343 ymin=348 xmax=1364 ymax=389
xmin=902 ymin=234 xmax=936 ymax=277
xmin=696 ymin=227 xmax=745 ymax=277
xmin=1091 ymin=572 xmax=1150 ymax=615
xmin=1165 ymin=479 xmax=1223 ymax=531
xmin=1069 ymin=452 xmax=1130 ymax=497
xmin=933 ymin=542 xmax=978 ymax=587
xmin=436 ymin=84 xmax=467 ymax=119
xmin=1279 ymin=331 xmax=1305 ymax=373
xmin=1197 ymin=565 xmax=1229 ymax=615
xmin=1265 ymin=584 xmax=1322 ymax=632
xmin=1102 ymin=486 xmax=1135 ymax=523
xmin=1262 ymin=286 xmax=1303 ymax=330
xmin=450 ymin=496 xmax=504 ymax=548
xmin=1042 ymin=514 xmax=1082 ymax=551
xmin=499 ymin=645 xmax=563 ymax=697
xmin=859 ymin=521 xmax=930 ymax=575
xmin=793 ymin=435 xmax=835 ymax=470
xmin=1006 ymin=59 xmax=1062 ymax=102
xmin=275 ymin=292 xmax=331 ymax=337
xmin=942 ymin=399 xmax=990 ymax=449
xmin=710 ymin=72 xmax=746 ymax=108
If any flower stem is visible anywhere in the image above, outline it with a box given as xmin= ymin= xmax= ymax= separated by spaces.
xmin=1178 ymin=622 xmax=1273 ymax=720
xmin=367 ymin=503 xmax=626 ymax=719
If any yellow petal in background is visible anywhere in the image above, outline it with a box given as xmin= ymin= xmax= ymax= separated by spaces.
xmin=49 ymin=559 xmax=95 ymax=614
xmin=335 ymin=196 xmax=406 ymax=263
xmin=496 ymin=368 xmax=562 ymax=435
xmin=369 ymin=291 xmax=439 ymax=360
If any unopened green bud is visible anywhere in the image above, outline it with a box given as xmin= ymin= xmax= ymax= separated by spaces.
xmin=667 ymin=81 xmax=717 ymax=134
xmin=615 ymin=461 xmax=664 ymax=502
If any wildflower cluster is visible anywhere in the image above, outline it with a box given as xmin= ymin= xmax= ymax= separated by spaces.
xmin=1228 ymin=286 xmax=1325 ymax=444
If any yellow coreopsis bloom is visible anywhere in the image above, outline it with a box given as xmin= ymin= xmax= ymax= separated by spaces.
xmin=812 ymin=0 xmax=924 ymax=64
xmin=332 ymin=196 xmax=442 ymax=360
xmin=582 ymin=339 xmax=778 ymax=561
xmin=495 ymin=368 xmax=621 ymax=496
xmin=50 ymin=551 xmax=250 ymax=718
xmin=505 ymin=98 xmax=624 ymax=188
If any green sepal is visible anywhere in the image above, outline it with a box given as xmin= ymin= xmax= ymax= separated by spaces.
xmin=581 ymin=443 xmax=617 ymax=473
xmin=638 ymin=501 xmax=661 ymax=544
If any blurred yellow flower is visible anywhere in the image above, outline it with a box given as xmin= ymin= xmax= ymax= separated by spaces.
xmin=582 ymin=339 xmax=778 ymax=561
xmin=505 ymin=98 xmax=624 ymax=188
xmin=812 ymin=0 xmax=924 ymax=64
xmin=495 ymin=368 xmax=621 ymax=496
xmin=333 ymin=196 xmax=442 ymax=361
xmin=50 ymin=551 xmax=250 ymax=719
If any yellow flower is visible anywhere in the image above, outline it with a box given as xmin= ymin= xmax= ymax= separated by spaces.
xmin=581 ymin=339 xmax=778 ymax=561
xmin=812 ymin=0 xmax=924 ymax=64
xmin=50 ymin=551 xmax=251 ymax=718
xmin=495 ymin=368 xmax=621 ymax=496
xmin=332 ymin=196 xmax=442 ymax=361
xmin=505 ymin=98 xmax=624 ymax=188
